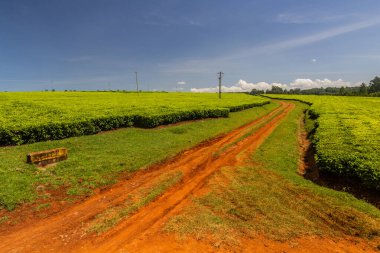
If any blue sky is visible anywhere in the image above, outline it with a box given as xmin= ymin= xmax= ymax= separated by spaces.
xmin=1 ymin=0 xmax=380 ymax=91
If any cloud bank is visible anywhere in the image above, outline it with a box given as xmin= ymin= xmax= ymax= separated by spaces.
xmin=191 ymin=78 xmax=352 ymax=93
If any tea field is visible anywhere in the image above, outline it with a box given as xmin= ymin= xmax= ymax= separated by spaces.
xmin=0 ymin=92 xmax=269 ymax=145
xmin=265 ymin=95 xmax=380 ymax=190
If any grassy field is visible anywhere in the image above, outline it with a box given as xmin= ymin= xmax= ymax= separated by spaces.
xmin=0 ymin=101 xmax=279 ymax=210
xmin=165 ymin=101 xmax=380 ymax=245
xmin=0 ymin=92 xmax=269 ymax=145
xmin=264 ymin=95 xmax=380 ymax=190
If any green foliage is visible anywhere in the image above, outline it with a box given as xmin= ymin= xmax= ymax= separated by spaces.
xmin=359 ymin=83 xmax=368 ymax=96
xmin=369 ymin=76 xmax=380 ymax=93
xmin=0 ymin=216 xmax=9 ymax=224
xmin=266 ymin=95 xmax=380 ymax=190
xmin=249 ymin=89 xmax=265 ymax=95
xmin=35 ymin=203 xmax=51 ymax=211
xmin=0 ymin=92 xmax=269 ymax=145
xmin=269 ymin=85 xmax=284 ymax=94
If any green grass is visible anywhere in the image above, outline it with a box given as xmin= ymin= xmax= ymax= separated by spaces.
xmin=165 ymin=101 xmax=380 ymax=245
xmin=0 ymin=102 xmax=279 ymax=210
xmin=264 ymin=95 xmax=380 ymax=190
xmin=0 ymin=215 xmax=9 ymax=225
xmin=35 ymin=203 xmax=51 ymax=211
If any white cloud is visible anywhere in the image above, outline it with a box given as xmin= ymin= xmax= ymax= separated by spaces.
xmin=289 ymin=78 xmax=351 ymax=89
xmin=191 ymin=85 xmax=245 ymax=93
xmin=236 ymin=80 xmax=288 ymax=91
xmin=177 ymin=81 xmax=186 ymax=85
xmin=312 ymin=58 xmax=317 ymax=62
xmin=191 ymin=87 xmax=217 ymax=93
xmin=191 ymin=78 xmax=352 ymax=93
xmin=191 ymin=79 xmax=287 ymax=93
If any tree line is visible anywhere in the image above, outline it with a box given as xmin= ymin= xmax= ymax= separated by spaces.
xmin=250 ymin=76 xmax=380 ymax=96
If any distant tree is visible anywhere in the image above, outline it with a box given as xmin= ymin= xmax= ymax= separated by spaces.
xmin=339 ymin=86 xmax=345 ymax=95
xmin=269 ymin=86 xmax=284 ymax=94
xmin=369 ymin=76 xmax=380 ymax=93
xmin=250 ymin=89 xmax=264 ymax=95
xmin=51 ymin=89 xmax=55 ymax=92
xmin=369 ymin=92 xmax=380 ymax=97
xmin=359 ymin=83 xmax=368 ymax=96
xmin=324 ymin=87 xmax=338 ymax=95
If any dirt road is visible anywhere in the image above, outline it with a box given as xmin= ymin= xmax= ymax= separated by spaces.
xmin=77 ymin=102 xmax=294 ymax=253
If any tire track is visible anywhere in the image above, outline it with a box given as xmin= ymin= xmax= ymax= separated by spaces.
xmin=77 ymin=102 xmax=294 ymax=253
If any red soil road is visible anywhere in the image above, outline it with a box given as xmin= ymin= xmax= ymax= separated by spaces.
xmin=0 ymin=101 xmax=289 ymax=253
xmin=75 ymin=102 xmax=294 ymax=253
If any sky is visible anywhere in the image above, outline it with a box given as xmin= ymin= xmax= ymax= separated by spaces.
xmin=1 ymin=0 xmax=380 ymax=92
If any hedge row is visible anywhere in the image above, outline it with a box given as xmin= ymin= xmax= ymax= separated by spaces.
xmin=314 ymin=145 xmax=380 ymax=190
xmin=0 ymin=102 xmax=269 ymax=146
xmin=263 ymin=94 xmax=380 ymax=190
xmin=133 ymin=108 xmax=229 ymax=128
xmin=228 ymin=101 xmax=270 ymax=112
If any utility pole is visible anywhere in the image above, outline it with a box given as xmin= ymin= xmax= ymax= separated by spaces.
xmin=217 ymin=71 xmax=224 ymax=99
xmin=135 ymin=71 xmax=139 ymax=93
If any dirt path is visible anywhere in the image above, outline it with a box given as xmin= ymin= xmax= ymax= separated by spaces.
xmin=76 ymin=102 xmax=295 ymax=253
xmin=0 ymin=102 xmax=291 ymax=253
